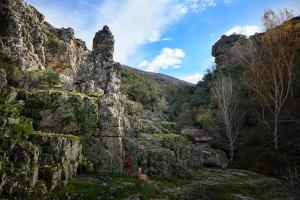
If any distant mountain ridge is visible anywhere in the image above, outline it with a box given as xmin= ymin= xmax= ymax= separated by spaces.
xmin=122 ymin=65 xmax=193 ymax=87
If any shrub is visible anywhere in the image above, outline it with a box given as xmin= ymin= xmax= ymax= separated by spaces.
xmin=45 ymin=30 xmax=59 ymax=44
xmin=42 ymin=69 xmax=60 ymax=86
xmin=121 ymin=68 xmax=161 ymax=106
xmin=25 ymin=69 xmax=59 ymax=87
xmin=0 ymin=56 xmax=22 ymax=86
xmin=9 ymin=123 xmax=33 ymax=135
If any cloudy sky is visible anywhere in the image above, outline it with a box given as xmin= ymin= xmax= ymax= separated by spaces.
xmin=26 ymin=0 xmax=300 ymax=83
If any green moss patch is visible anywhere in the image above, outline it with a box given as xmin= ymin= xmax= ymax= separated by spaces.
xmin=150 ymin=133 xmax=183 ymax=141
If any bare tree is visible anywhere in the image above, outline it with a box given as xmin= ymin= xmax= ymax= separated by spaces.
xmin=211 ymin=76 xmax=244 ymax=161
xmin=237 ymin=9 xmax=298 ymax=151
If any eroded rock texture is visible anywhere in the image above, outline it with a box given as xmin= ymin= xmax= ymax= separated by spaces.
xmin=0 ymin=0 xmax=87 ymax=76
xmin=75 ymin=26 xmax=125 ymax=174
xmin=212 ymin=34 xmax=246 ymax=68
xmin=0 ymin=130 xmax=82 ymax=197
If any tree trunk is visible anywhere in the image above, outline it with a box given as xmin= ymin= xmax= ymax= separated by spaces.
xmin=230 ymin=144 xmax=234 ymax=161
xmin=274 ymin=114 xmax=279 ymax=151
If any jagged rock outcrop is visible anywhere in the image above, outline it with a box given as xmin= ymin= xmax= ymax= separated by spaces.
xmin=124 ymin=133 xmax=228 ymax=178
xmin=124 ymin=134 xmax=203 ymax=178
xmin=75 ymin=26 xmax=125 ymax=174
xmin=212 ymin=34 xmax=246 ymax=68
xmin=0 ymin=130 xmax=82 ymax=197
xmin=18 ymin=90 xmax=101 ymax=135
xmin=75 ymin=26 xmax=121 ymax=94
xmin=93 ymin=26 xmax=114 ymax=61
xmin=0 ymin=0 xmax=87 ymax=77
xmin=0 ymin=76 xmax=82 ymax=197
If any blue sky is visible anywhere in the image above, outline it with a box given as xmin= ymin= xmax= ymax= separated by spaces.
xmin=26 ymin=0 xmax=300 ymax=83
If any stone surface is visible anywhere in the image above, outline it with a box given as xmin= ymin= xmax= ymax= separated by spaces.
xmin=123 ymin=132 xmax=229 ymax=178
xmin=75 ymin=26 xmax=121 ymax=94
xmin=212 ymin=34 xmax=246 ymax=68
xmin=75 ymin=25 xmax=125 ymax=173
xmin=201 ymin=148 xmax=229 ymax=168
xmin=0 ymin=0 xmax=87 ymax=77
xmin=0 ymin=129 xmax=82 ymax=197
xmin=0 ymin=69 xmax=7 ymax=89
xmin=93 ymin=25 xmax=114 ymax=61
xmin=19 ymin=89 xmax=100 ymax=135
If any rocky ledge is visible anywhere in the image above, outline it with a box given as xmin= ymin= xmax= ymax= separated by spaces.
xmin=0 ymin=130 xmax=82 ymax=198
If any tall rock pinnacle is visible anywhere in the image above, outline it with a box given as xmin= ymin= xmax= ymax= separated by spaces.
xmin=92 ymin=25 xmax=114 ymax=61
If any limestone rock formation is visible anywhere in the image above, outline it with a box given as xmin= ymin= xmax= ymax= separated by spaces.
xmin=19 ymin=90 xmax=100 ymax=135
xmin=93 ymin=25 xmax=114 ymax=61
xmin=212 ymin=34 xmax=246 ymax=68
xmin=201 ymin=148 xmax=228 ymax=168
xmin=0 ymin=130 xmax=82 ymax=197
xmin=0 ymin=0 xmax=87 ymax=77
xmin=124 ymin=133 xmax=228 ymax=178
xmin=75 ymin=26 xmax=125 ymax=174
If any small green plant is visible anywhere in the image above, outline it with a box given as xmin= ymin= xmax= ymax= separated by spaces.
xmin=42 ymin=69 xmax=59 ymax=86
xmin=45 ymin=30 xmax=59 ymax=44
xmin=9 ymin=123 xmax=33 ymax=135
xmin=0 ymin=56 xmax=23 ymax=86
xmin=24 ymin=69 xmax=59 ymax=87
xmin=65 ymin=134 xmax=80 ymax=141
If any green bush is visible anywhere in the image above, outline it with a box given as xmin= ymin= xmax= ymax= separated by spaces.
xmin=42 ymin=69 xmax=59 ymax=86
xmin=25 ymin=69 xmax=59 ymax=87
xmin=0 ymin=103 xmax=22 ymax=118
xmin=9 ymin=123 xmax=33 ymax=135
xmin=121 ymin=68 xmax=161 ymax=106
xmin=45 ymin=30 xmax=59 ymax=44
xmin=0 ymin=56 xmax=22 ymax=86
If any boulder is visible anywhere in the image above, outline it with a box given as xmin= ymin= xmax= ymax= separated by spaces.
xmin=201 ymin=148 xmax=228 ymax=168
xmin=124 ymin=133 xmax=203 ymax=179
xmin=0 ymin=130 xmax=82 ymax=197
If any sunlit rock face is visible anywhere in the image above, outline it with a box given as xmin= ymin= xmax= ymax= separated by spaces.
xmin=0 ymin=0 xmax=87 ymax=77
xmin=75 ymin=25 xmax=125 ymax=174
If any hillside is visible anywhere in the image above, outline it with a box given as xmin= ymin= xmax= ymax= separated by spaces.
xmin=123 ymin=65 xmax=192 ymax=87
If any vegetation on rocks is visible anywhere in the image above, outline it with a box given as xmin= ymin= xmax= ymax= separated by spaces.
xmin=0 ymin=0 xmax=299 ymax=199
xmin=121 ymin=67 xmax=161 ymax=106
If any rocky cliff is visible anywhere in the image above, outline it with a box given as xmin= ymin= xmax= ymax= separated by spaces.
xmin=0 ymin=0 xmax=87 ymax=79
xmin=212 ymin=34 xmax=246 ymax=68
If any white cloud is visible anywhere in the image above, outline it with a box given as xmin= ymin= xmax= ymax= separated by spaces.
xmin=162 ymin=37 xmax=172 ymax=41
xmin=179 ymin=73 xmax=205 ymax=84
xmin=225 ymin=25 xmax=262 ymax=37
xmin=224 ymin=0 xmax=233 ymax=4
xmin=100 ymin=0 xmax=217 ymax=63
xmin=138 ymin=47 xmax=185 ymax=72
xmin=27 ymin=0 xmax=217 ymax=64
